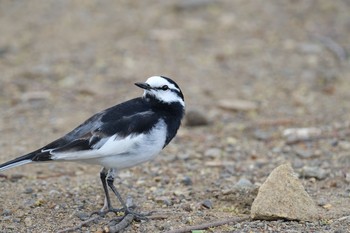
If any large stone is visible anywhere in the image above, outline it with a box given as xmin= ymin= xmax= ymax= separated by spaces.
xmin=185 ymin=109 xmax=209 ymax=126
xmin=251 ymin=163 xmax=318 ymax=221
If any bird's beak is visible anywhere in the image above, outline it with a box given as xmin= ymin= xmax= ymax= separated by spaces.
xmin=135 ymin=82 xmax=152 ymax=90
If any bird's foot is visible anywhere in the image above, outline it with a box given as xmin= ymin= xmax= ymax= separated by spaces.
xmin=108 ymin=207 xmax=155 ymax=223
xmin=90 ymin=207 xmax=125 ymax=218
xmin=123 ymin=208 xmax=154 ymax=222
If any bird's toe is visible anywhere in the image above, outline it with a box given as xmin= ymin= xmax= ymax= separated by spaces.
xmin=90 ymin=207 xmax=125 ymax=218
xmin=124 ymin=208 xmax=154 ymax=222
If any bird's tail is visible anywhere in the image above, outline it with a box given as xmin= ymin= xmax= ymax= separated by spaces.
xmin=0 ymin=153 xmax=34 ymax=172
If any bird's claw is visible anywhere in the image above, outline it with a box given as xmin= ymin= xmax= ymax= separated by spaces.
xmin=90 ymin=206 xmax=154 ymax=223
xmin=124 ymin=208 xmax=154 ymax=222
xmin=108 ymin=208 xmax=155 ymax=224
xmin=90 ymin=207 xmax=125 ymax=218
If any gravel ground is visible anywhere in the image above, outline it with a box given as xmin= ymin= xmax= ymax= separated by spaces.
xmin=0 ymin=1 xmax=350 ymax=232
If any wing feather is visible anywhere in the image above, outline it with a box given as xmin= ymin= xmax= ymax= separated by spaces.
xmin=47 ymin=109 xmax=159 ymax=161
xmin=30 ymin=97 xmax=152 ymax=162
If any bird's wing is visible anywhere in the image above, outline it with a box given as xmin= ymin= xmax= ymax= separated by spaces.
xmin=41 ymin=110 xmax=160 ymax=161
xmin=29 ymin=97 xmax=147 ymax=161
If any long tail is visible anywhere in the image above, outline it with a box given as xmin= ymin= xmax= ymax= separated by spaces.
xmin=0 ymin=152 xmax=35 ymax=172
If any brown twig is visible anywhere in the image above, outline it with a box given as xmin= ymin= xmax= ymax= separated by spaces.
xmin=57 ymin=215 xmax=101 ymax=233
xmin=331 ymin=215 xmax=350 ymax=224
xmin=164 ymin=216 xmax=250 ymax=233
xmin=314 ymin=34 xmax=347 ymax=62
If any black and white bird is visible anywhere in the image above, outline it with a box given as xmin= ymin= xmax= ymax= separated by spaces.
xmin=0 ymin=76 xmax=185 ymax=219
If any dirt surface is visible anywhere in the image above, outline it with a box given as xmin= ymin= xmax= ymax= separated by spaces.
xmin=0 ymin=1 xmax=350 ymax=232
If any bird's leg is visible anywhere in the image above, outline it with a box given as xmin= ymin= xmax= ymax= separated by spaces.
xmin=106 ymin=169 xmax=153 ymax=221
xmin=100 ymin=167 xmax=112 ymax=211
xmin=90 ymin=168 xmax=123 ymax=217
xmin=105 ymin=169 xmax=127 ymax=209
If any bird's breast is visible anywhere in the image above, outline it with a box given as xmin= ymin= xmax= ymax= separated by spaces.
xmin=97 ymin=120 xmax=167 ymax=169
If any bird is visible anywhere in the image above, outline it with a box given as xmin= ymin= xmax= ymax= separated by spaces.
xmin=0 ymin=75 xmax=185 ymax=220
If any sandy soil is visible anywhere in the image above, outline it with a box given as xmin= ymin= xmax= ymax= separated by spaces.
xmin=0 ymin=1 xmax=350 ymax=232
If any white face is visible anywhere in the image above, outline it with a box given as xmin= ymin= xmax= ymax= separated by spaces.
xmin=144 ymin=76 xmax=185 ymax=107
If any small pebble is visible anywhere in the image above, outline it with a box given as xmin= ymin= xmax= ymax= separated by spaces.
xmin=204 ymin=148 xmax=221 ymax=157
xmin=185 ymin=109 xmax=209 ymax=126
xmin=23 ymin=199 xmax=36 ymax=207
xmin=12 ymin=218 xmax=21 ymax=223
xmin=181 ymin=176 xmax=193 ymax=186
xmin=283 ymin=127 xmax=322 ymax=143
xmin=272 ymin=147 xmax=282 ymax=153
xmin=155 ymin=197 xmax=172 ymax=206
xmin=23 ymin=187 xmax=34 ymax=194
xmin=294 ymin=148 xmax=314 ymax=159
xmin=3 ymin=216 xmax=11 ymax=221
xmin=338 ymin=141 xmax=350 ymax=150
xmin=253 ymin=130 xmax=273 ymax=141
xmin=201 ymin=199 xmax=213 ymax=209
xmin=9 ymin=174 xmax=25 ymax=182
xmin=2 ymin=209 xmax=12 ymax=216
xmin=300 ymin=166 xmax=328 ymax=180
xmin=172 ymin=0 xmax=216 ymax=11
xmin=345 ymin=173 xmax=350 ymax=183
xmin=292 ymin=159 xmax=304 ymax=169
xmin=173 ymin=190 xmax=186 ymax=197
xmin=24 ymin=217 xmax=32 ymax=227
xmin=218 ymin=99 xmax=258 ymax=112
xmin=181 ymin=203 xmax=193 ymax=212
xmin=322 ymin=203 xmax=332 ymax=210
xmin=234 ymin=178 xmax=254 ymax=189
xmin=49 ymin=189 xmax=61 ymax=198
xmin=317 ymin=197 xmax=328 ymax=206
xmin=75 ymin=212 xmax=90 ymax=221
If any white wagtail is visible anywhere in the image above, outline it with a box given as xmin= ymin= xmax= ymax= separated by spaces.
xmin=0 ymin=75 xmax=185 ymax=220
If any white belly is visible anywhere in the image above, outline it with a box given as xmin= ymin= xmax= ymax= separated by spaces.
xmin=88 ymin=120 xmax=167 ymax=169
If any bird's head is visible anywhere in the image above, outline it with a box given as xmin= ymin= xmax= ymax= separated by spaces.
xmin=135 ymin=76 xmax=185 ymax=107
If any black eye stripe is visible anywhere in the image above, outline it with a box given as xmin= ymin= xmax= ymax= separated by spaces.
xmin=153 ymin=86 xmax=184 ymax=100
xmin=156 ymin=85 xmax=169 ymax=91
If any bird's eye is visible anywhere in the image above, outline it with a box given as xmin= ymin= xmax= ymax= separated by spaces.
xmin=161 ymin=85 xmax=169 ymax=91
